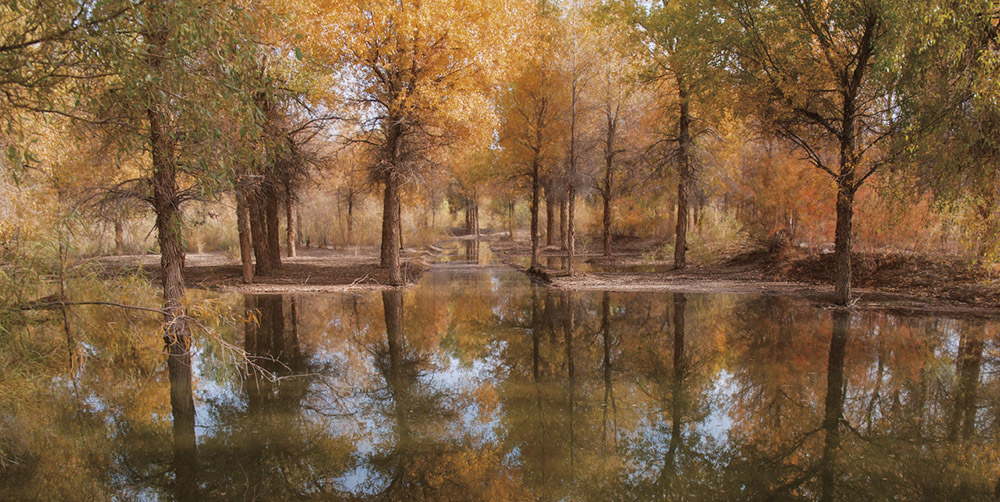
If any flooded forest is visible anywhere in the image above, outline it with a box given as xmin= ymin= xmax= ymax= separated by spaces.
xmin=2 ymin=0 xmax=1000 ymax=500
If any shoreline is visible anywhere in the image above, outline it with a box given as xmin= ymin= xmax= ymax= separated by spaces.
xmin=490 ymin=239 xmax=1000 ymax=319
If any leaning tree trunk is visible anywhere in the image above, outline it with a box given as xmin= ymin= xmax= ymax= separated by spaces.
xmin=380 ymin=171 xmax=403 ymax=286
xmin=235 ymin=175 xmax=254 ymax=283
xmin=674 ymin=79 xmax=692 ymax=270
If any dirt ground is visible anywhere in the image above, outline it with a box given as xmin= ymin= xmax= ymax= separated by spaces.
xmin=100 ymin=246 xmax=429 ymax=293
xmin=490 ymin=236 xmax=1000 ymax=317
xmin=99 ymin=233 xmax=1000 ymax=316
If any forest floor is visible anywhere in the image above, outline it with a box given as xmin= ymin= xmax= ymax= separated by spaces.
xmin=490 ymin=235 xmax=1000 ymax=318
xmin=100 ymin=246 xmax=428 ymax=293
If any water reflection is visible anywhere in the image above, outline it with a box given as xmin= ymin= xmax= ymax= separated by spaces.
xmin=4 ymin=269 xmax=1000 ymax=500
xmin=167 ymin=349 xmax=196 ymax=501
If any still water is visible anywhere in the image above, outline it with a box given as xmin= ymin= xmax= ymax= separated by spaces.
xmin=3 ymin=244 xmax=999 ymax=500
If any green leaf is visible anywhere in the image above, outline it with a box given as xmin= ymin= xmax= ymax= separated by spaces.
xmin=294 ymin=47 xmax=304 ymax=61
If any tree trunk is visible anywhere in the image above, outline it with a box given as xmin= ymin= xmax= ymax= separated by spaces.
xmin=397 ymin=197 xmax=403 ymax=251
xmin=530 ymin=157 xmax=541 ymax=270
xmin=560 ymin=196 xmax=568 ymax=250
xmin=145 ymin=12 xmax=195 ymax=494
xmin=466 ymin=199 xmax=474 ymax=234
xmin=474 ymin=196 xmax=480 ymax=238
xmin=236 ymin=177 xmax=254 ymax=283
xmin=567 ymin=75 xmax=580 ymax=274
xmin=603 ymin=115 xmax=616 ymax=257
xmin=833 ymin=184 xmax=854 ymax=305
xmin=674 ymin=79 xmax=692 ymax=270
xmin=380 ymin=172 xmax=403 ymax=286
xmin=508 ymin=201 xmax=515 ymax=240
xmin=114 ymin=213 xmax=124 ymax=256
xmin=833 ymin=84 xmax=860 ymax=305
xmin=264 ymin=180 xmax=281 ymax=271
xmin=285 ymin=181 xmax=296 ymax=258
xmin=347 ymin=191 xmax=354 ymax=246
xmin=249 ymin=184 xmax=272 ymax=276
xmin=545 ymin=184 xmax=556 ymax=247
xmin=146 ymin=9 xmax=189 ymax=356
xmin=567 ymin=187 xmax=576 ymax=275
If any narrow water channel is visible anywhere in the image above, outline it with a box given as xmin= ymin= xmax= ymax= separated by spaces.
xmin=4 ymin=240 xmax=999 ymax=500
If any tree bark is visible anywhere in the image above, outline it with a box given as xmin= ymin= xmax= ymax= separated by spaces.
xmin=559 ymin=196 xmax=568 ymax=250
xmin=264 ymin=179 xmax=281 ymax=270
xmin=833 ymin=183 xmax=854 ymax=305
xmin=380 ymin=172 xmax=403 ymax=286
xmin=249 ymin=183 xmax=272 ymax=276
xmin=145 ymin=4 xmax=189 ymax=357
xmin=674 ymin=79 xmax=692 ymax=270
xmin=834 ymin=96 xmax=857 ymax=305
xmin=530 ymin=157 xmax=541 ymax=270
xmin=347 ymin=190 xmax=354 ymax=246
xmin=508 ymin=201 xmax=515 ymax=240
xmin=114 ymin=213 xmax=124 ymax=255
xmin=545 ymin=183 xmax=556 ymax=246
xmin=145 ymin=10 xmax=196 ymax=496
xmin=465 ymin=197 xmax=474 ymax=235
xmin=236 ymin=176 xmax=254 ymax=283
xmin=602 ymin=106 xmax=617 ymax=257
xmin=567 ymin=73 xmax=580 ymax=275
xmin=397 ymin=196 xmax=403 ymax=251
xmin=285 ymin=180 xmax=296 ymax=258
xmin=567 ymin=187 xmax=576 ymax=274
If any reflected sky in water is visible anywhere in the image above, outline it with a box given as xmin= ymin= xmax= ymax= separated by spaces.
xmin=3 ymin=247 xmax=1000 ymax=500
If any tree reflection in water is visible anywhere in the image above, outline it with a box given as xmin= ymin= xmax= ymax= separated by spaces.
xmin=3 ymin=270 xmax=1000 ymax=500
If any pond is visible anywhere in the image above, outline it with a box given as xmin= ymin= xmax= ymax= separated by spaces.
xmin=3 ymin=250 xmax=999 ymax=500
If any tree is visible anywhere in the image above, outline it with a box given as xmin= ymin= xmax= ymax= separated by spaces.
xmin=500 ymin=62 xmax=567 ymax=270
xmin=301 ymin=0 xmax=529 ymax=285
xmin=0 ymin=0 xmax=134 ymax=124
xmin=560 ymin=6 xmax=596 ymax=276
xmin=498 ymin=4 xmax=569 ymax=271
xmin=894 ymin=0 xmax=1000 ymax=261
xmin=728 ymin=0 xmax=930 ymax=304
xmin=83 ymin=0 xmax=262 ymax=438
xmin=630 ymin=0 xmax=726 ymax=270
xmin=591 ymin=9 xmax=642 ymax=257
